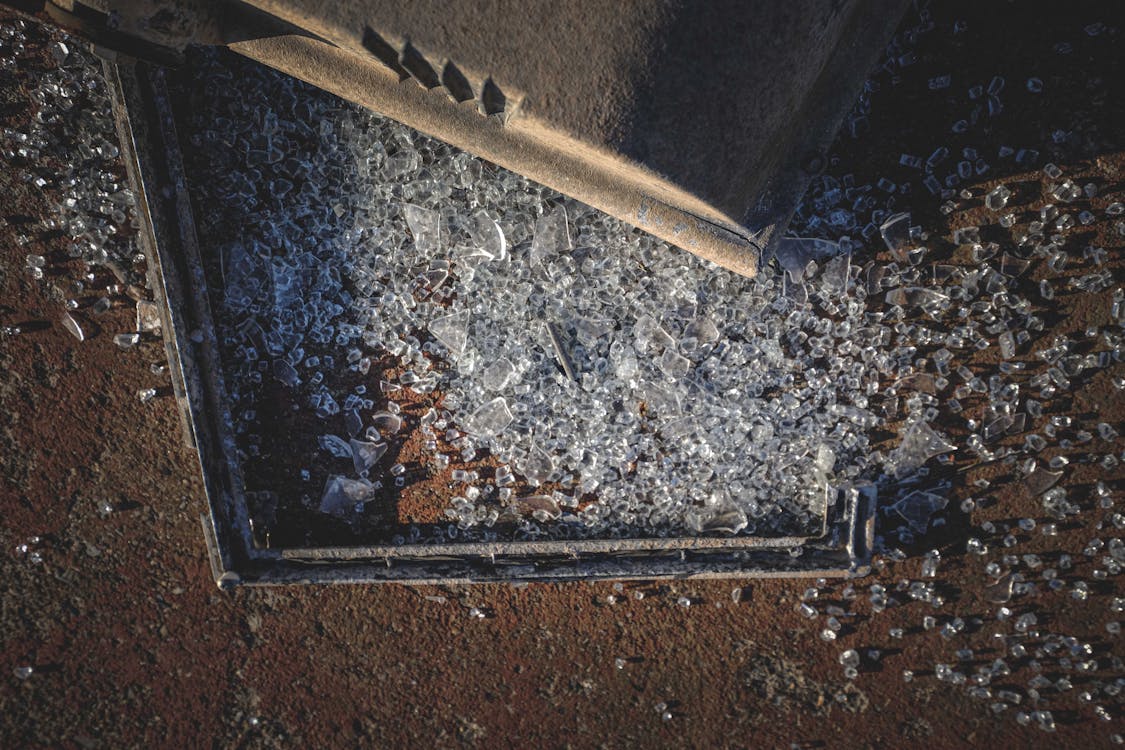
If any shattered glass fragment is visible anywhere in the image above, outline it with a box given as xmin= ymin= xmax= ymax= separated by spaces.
xmin=464 ymin=397 xmax=513 ymax=438
xmin=60 ymin=312 xmax=83 ymax=341
xmin=985 ymin=574 xmax=1015 ymax=604
xmin=661 ymin=416 xmax=697 ymax=440
xmin=985 ymin=185 xmax=1011 ymax=211
xmin=113 ymin=333 xmax=140 ymax=350
xmin=686 ymin=491 xmax=748 ymax=535
xmin=889 ymin=421 xmax=956 ymax=477
xmin=516 ymin=446 xmax=554 ymax=484
xmin=983 ymin=415 xmax=1013 ymax=442
xmin=136 ymin=300 xmax=161 ymax=332
xmin=371 ymin=411 xmax=402 ymax=434
xmin=821 ymin=252 xmax=852 ymax=295
xmin=468 ymin=210 xmax=507 ymax=261
xmin=895 ymin=373 xmax=936 ymax=394
xmin=879 ymin=213 xmax=912 ymax=260
xmin=1000 ymin=253 xmax=1031 ymax=277
xmin=429 ymin=309 xmax=470 ymax=355
xmin=658 ymin=348 xmax=691 ymax=380
xmin=529 ymin=205 xmax=570 ymax=268
xmin=49 ymin=40 xmax=69 ymax=64
xmin=349 ymin=439 xmax=387 ymax=474
xmin=998 ymin=332 xmax=1016 ymax=360
xmin=682 ymin=317 xmax=719 ymax=347
xmin=403 ymin=204 xmax=440 ymax=255
xmin=772 ymin=237 xmax=840 ymax=281
xmin=574 ymin=317 xmax=614 ymax=343
xmin=884 ymin=287 xmax=949 ymax=309
xmin=272 ymin=359 xmax=300 ymax=387
xmin=1024 ymin=467 xmax=1064 ymax=496
xmin=633 ymin=314 xmax=674 ymax=353
xmin=517 ymin=494 xmax=561 ymax=521
xmin=544 ymin=322 xmax=577 ymax=380
xmin=482 ymin=357 xmax=516 ymax=391
xmin=319 ymin=476 xmax=375 ymax=517
xmin=318 ymin=434 xmax=353 ymax=459
xmin=421 ymin=267 xmax=449 ymax=293
xmin=892 ymin=490 xmax=948 ymax=534
xmin=344 ymin=409 xmax=363 ymax=437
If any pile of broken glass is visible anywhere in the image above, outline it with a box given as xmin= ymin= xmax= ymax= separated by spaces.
xmin=178 ymin=50 xmax=1120 ymax=544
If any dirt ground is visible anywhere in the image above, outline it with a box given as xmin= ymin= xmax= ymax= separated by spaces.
xmin=1 ymin=2 xmax=1124 ymax=749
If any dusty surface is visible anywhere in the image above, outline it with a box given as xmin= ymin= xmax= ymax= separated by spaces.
xmin=1 ymin=2 xmax=1124 ymax=749
xmin=224 ymin=0 xmax=903 ymax=221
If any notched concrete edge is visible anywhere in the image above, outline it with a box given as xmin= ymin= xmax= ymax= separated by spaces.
xmin=227 ymin=33 xmax=762 ymax=278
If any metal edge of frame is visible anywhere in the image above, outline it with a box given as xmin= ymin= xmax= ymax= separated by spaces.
xmin=103 ymin=51 xmax=257 ymax=588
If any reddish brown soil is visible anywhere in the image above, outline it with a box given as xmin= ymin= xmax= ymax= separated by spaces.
xmin=1 ymin=3 xmax=1123 ymax=749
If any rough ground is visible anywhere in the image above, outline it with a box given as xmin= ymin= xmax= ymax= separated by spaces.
xmin=1 ymin=2 xmax=1123 ymax=749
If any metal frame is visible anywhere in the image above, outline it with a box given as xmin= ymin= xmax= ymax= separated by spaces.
xmin=105 ymin=52 xmax=875 ymax=587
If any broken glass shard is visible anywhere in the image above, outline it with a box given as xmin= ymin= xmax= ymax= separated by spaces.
xmin=429 ymin=309 xmax=470 ymax=355
xmin=60 ymin=312 xmax=83 ymax=342
xmin=422 ymin=266 xmax=449 ymax=290
xmin=895 ymin=373 xmax=936 ymax=394
xmin=686 ymin=491 xmax=748 ymax=535
xmin=983 ymin=415 xmax=1014 ymax=442
xmin=468 ymin=210 xmax=507 ymax=261
xmin=464 ymin=397 xmax=513 ymax=438
xmin=272 ymin=359 xmax=300 ymax=387
xmin=892 ymin=490 xmax=948 ymax=534
xmin=315 ymin=393 xmax=340 ymax=419
xmin=349 ymin=439 xmax=388 ymax=474
xmin=113 ymin=332 xmax=140 ymax=350
xmin=885 ymin=287 xmax=949 ymax=309
xmin=633 ymin=314 xmax=674 ymax=353
xmin=879 ymin=213 xmax=912 ymax=260
xmin=318 ymin=434 xmax=353 ymax=459
xmin=1000 ymin=253 xmax=1031 ymax=277
xmin=319 ymin=476 xmax=375 ymax=518
xmin=482 ymin=357 xmax=516 ymax=391
xmin=821 ymin=252 xmax=851 ymax=296
xmin=545 ymin=322 xmax=577 ymax=380
xmin=371 ymin=411 xmax=402 ymax=434
xmin=661 ymin=416 xmax=698 ymax=440
xmin=49 ymin=40 xmax=69 ymax=64
xmin=529 ymin=205 xmax=570 ymax=267
xmin=984 ymin=574 xmax=1015 ymax=604
xmin=1024 ymin=467 xmax=1064 ymax=496
xmin=889 ymin=421 xmax=956 ymax=477
xmin=998 ymin=331 xmax=1016 ymax=359
xmin=403 ymin=204 xmax=440 ymax=255
xmin=344 ymin=409 xmax=363 ymax=437
xmin=658 ymin=348 xmax=691 ymax=380
xmin=641 ymin=384 xmax=681 ymax=417
xmin=136 ymin=300 xmax=161 ymax=332
xmin=772 ymin=237 xmax=839 ymax=281
xmin=682 ymin=317 xmax=719 ymax=347
xmin=985 ymin=185 xmax=1011 ymax=211
xmin=515 ymin=445 xmax=554 ymax=484
xmin=574 ymin=317 xmax=614 ymax=343
xmin=517 ymin=495 xmax=561 ymax=521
